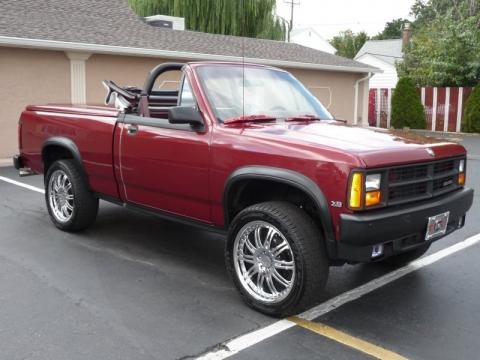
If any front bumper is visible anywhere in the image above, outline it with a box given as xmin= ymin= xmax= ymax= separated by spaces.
xmin=336 ymin=187 xmax=474 ymax=263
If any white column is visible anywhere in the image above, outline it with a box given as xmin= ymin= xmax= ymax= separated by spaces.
xmin=387 ymin=88 xmax=392 ymax=128
xmin=360 ymin=81 xmax=370 ymax=127
xmin=421 ymin=87 xmax=426 ymax=106
xmin=432 ymin=87 xmax=438 ymax=131
xmin=456 ymin=87 xmax=464 ymax=132
xmin=444 ymin=87 xmax=450 ymax=132
xmin=65 ymin=52 xmax=92 ymax=105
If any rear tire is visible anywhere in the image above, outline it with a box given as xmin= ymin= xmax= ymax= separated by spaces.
xmin=45 ymin=160 xmax=98 ymax=232
xmin=226 ymin=201 xmax=329 ymax=317
xmin=381 ymin=243 xmax=431 ymax=266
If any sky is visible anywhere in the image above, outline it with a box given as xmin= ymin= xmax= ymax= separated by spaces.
xmin=276 ymin=0 xmax=416 ymax=40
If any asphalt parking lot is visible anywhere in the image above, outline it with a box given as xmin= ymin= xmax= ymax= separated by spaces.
xmin=0 ymin=134 xmax=479 ymax=360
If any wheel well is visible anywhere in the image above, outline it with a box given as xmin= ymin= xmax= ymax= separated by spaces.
xmin=225 ymin=179 xmax=324 ymax=232
xmin=42 ymin=145 xmax=74 ymax=174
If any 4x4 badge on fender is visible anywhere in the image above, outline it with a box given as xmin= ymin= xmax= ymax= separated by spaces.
xmin=426 ymin=147 xmax=435 ymax=157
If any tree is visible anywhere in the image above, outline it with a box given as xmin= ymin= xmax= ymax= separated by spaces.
xmin=373 ymin=18 xmax=409 ymax=40
xmin=462 ymin=84 xmax=480 ymax=132
xmin=411 ymin=0 xmax=479 ymax=27
xmin=128 ymin=0 xmax=286 ymax=41
xmin=391 ymin=77 xmax=426 ymax=129
xmin=329 ymin=30 xmax=368 ymax=59
xmin=399 ymin=0 xmax=480 ymax=86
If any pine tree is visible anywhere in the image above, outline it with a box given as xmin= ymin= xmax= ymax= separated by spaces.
xmin=391 ymin=77 xmax=426 ymax=129
xmin=462 ymin=85 xmax=480 ymax=133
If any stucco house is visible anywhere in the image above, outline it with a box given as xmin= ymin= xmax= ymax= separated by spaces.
xmin=354 ymin=39 xmax=403 ymax=89
xmin=0 ymin=0 xmax=378 ymax=160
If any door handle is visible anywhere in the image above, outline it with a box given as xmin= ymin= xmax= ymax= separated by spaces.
xmin=126 ymin=124 xmax=138 ymax=135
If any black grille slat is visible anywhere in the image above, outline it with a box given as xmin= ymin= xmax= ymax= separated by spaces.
xmin=434 ymin=160 xmax=455 ymax=174
xmin=386 ymin=158 xmax=461 ymax=206
xmin=389 ymin=165 xmax=428 ymax=182
xmin=432 ymin=176 xmax=456 ymax=191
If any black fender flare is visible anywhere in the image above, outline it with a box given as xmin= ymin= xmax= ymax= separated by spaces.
xmin=223 ymin=166 xmax=336 ymax=256
xmin=41 ymin=137 xmax=86 ymax=178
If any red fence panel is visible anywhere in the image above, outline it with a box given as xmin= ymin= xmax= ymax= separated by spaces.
xmin=424 ymin=87 xmax=434 ymax=131
xmin=435 ymin=87 xmax=446 ymax=131
xmin=369 ymin=86 xmax=474 ymax=132
xmin=379 ymin=89 xmax=389 ymax=128
xmin=448 ymin=88 xmax=459 ymax=132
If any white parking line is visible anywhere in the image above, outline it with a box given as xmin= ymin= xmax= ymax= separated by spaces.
xmin=198 ymin=233 xmax=480 ymax=359
xmin=0 ymin=176 xmax=44 ymax=194
xmin=1 ymin=175 xmax=479 ymax=359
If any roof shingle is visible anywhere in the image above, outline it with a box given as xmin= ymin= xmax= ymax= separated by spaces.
xmin=0 ymin=0 xmax=377 ymax=72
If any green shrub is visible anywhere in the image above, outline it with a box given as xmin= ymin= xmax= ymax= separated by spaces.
xmin=391 ymin=77 xmax=426 ymax=129
xmin=462 ymin=86 xmax=480 ymax=133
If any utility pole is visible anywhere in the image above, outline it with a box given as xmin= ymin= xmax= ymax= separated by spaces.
xmin=284 ymin=0 xmax=300 ymax=42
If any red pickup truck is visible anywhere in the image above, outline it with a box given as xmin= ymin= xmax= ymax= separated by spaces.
xmin=14 ymin=62 xmax=473 ymax=316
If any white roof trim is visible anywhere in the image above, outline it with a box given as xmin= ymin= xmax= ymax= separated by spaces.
xmin=355 ymin=53 xmax=397 ymax=68
xmin=0 ymin=36 xmax=381 ymax=73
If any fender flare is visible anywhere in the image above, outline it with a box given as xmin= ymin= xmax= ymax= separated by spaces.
xmin=223 ymin=166 xmax=336 ymax=255
xmin=41 ymin=137 xmax=86 ymax=176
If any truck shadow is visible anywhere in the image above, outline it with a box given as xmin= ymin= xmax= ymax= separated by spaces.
xmin=83 ymin=202 xmax=229 ymax=281
xmin=82 ymin=201 xmax=406 ymax=308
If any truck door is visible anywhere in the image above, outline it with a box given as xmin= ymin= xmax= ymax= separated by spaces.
xmin=117 ymin=74 xmax=211 ymax=223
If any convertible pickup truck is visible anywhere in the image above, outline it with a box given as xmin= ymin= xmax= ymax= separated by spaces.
xmin=14 ymin=62 xmax=474 ymax=316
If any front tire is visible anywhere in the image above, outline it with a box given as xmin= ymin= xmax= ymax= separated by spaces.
xmin=45 ymin=160 xmax=98 ymax=232
xmin=226 ymin=201 xmax=329 ymax=317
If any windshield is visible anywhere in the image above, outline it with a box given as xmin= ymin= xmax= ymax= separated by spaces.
xmin=195 ymin=65 xmax=333 ymax=122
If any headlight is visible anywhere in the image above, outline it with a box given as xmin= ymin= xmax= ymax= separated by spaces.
xmin=348 ymin=172 xmax=382 ymax=209
xmin=348 ymin=172 xmax=363 ymax=209
xmin=458 ymin=159 xmax=465 ymax=185
xmin=365 ymin=174 xmax=381 ymax=191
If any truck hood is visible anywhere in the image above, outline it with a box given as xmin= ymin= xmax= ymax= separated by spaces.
xmin=233 ymin=120 xmax=466 ymax=168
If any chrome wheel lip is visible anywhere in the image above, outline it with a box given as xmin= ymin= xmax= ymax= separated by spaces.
xmin=48 ymin=170 xmax=74 ymax=223
xmin=233 ymin=220 xmax=296 ymax=304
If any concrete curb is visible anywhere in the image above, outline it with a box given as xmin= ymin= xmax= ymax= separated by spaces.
xmin=0 ymin=158 xmax=12 ymax=167
xmin=409 ymin=129 xmax=480 ymax=138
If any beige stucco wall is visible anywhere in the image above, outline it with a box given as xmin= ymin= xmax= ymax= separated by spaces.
xmin=0 ymin=47 xmax=71 ymax=158
xmin=288 ymin=68 xmax=368 ymax=123
xmin=86 ymin=54 xmax=182 ymax=105
xmin=0 ymin=47 xmax=370 ymax=159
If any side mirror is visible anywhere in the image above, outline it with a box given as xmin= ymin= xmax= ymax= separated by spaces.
xmin=168 ymin=106 xmax=204 ymax=128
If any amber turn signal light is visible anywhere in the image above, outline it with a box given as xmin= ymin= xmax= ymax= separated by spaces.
xmin=365 ymin=190 xmax=381 ymax=207
xmin=349 ymin=172 xmax=363 ymax=209
xmin=458 ymin=172 xmax=465 ymax=185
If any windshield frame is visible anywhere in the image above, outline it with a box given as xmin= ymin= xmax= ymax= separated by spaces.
xmin=193 ymin=63 xmax=334 ymax=123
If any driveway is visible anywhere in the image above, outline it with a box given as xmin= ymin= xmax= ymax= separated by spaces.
xmin=0 ymin=134 xmax=479 ymax=360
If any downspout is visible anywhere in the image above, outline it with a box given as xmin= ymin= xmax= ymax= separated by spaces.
xmin=353 ymin=72 xmax=373 ymax=126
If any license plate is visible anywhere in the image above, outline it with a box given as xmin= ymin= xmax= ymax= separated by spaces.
xmin=425 ymin=211 xmax=450 ymax=240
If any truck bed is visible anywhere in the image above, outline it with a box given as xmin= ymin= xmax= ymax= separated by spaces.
xmin=19 ymin=104 xmax=121 ymax=199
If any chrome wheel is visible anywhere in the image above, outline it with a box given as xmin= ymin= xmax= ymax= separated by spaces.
xmin=233 ymin=220 xmax=295 ymax=304
xmin=48 ymin=170 xmax=74 ymax=223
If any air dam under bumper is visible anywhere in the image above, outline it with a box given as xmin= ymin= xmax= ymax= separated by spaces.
xmin=13 ymin=155 xmax=23 ymax=170
xmin=336 ymin=187 xmax=474 ymax=263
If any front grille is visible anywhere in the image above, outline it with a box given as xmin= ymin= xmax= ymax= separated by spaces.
xmin=385 ymin=158 xmax=462 ymax=206
xmin=389 ymin=165 xmax=427 ymax=183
